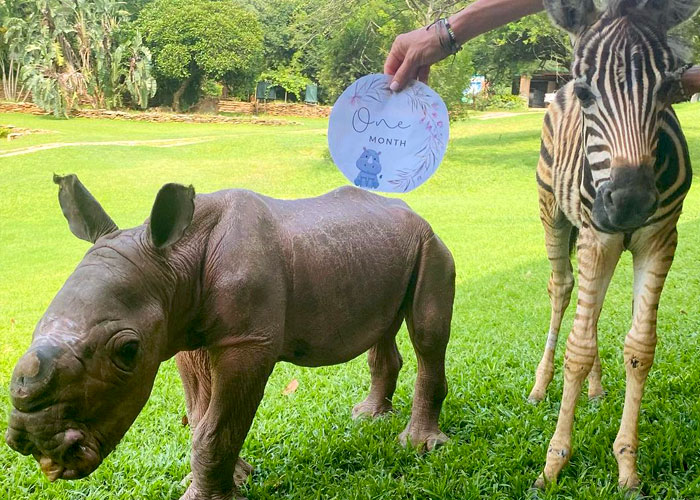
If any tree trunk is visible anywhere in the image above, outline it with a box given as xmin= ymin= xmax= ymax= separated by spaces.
xmin=172 ymin=77 xmax=191 ymax=112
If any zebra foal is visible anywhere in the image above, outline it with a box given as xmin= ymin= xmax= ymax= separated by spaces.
xmin=529 ymin=0 xmax=697 ymax=489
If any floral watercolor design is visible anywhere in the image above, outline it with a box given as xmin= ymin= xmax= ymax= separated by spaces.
xmin=388 ymin=83 xmax=447 ymax=192
xmin=348 ymin=74 xmax=391 ymax=107
xmin=343 ymin=74 xmax=447 ymax=193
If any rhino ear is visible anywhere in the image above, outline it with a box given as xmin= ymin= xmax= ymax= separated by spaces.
xmin=149 ymin=183 xmax=195 ymax=249
xmin=53 ymin=174 xmax=119 ymax=243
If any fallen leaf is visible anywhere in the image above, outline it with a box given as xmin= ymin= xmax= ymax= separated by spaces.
xmin=282 ymin=379 xmax=299 ymax=396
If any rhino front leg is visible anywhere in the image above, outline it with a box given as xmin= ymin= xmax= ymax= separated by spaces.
xmin=180 ymin=346 xmax=275 ymax=500
xmin=176 ymin=350 xmax=255 ymax=491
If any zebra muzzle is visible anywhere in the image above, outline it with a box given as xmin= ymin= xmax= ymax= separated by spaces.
xmin=592 ymin=167 xmax=659 ymax=232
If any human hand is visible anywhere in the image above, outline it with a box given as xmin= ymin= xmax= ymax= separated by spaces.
xmin=384 ymin=24 xmax=450 ymax=92
xmin=682 ymin=66 xmax=700 ymax=98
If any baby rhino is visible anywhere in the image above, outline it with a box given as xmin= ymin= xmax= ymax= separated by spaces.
xmin=6 ymin=175 xmax=455 ymax=500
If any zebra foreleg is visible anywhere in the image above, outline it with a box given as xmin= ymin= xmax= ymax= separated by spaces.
xmin=613 ymin=223 xmax=678 ymax=490
xmin=587 ymin=351 xmax=604 ymax=400
xmin=529 ymin=211 xmax=575 ymax=403
xmin=535 ymin=229 xmax=624 ymax=488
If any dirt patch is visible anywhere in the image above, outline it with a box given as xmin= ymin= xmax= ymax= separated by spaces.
xmin=475 ymin=112 xmax=521 ymax=120
xmin=1 ymin=124 xmax=50 ymax=141
xmin=0 ymin=137 xmax=217 ymax=158
xmin=218 ymin=99 xmax=331 ymax=118
xmin=0 ymin=101 xmax=302 ymax=126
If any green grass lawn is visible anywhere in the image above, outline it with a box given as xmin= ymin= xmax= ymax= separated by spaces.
xmin=2 ymin=105 xmax=700 ymax=500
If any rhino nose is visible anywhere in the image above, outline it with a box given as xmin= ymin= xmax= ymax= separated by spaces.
xmin=10 ymin=345 xmax=60 ymax=412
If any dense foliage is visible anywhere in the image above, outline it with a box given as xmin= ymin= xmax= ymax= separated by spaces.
xmin=1 ymin=0 xmax=156 ymax=117
xmin=2 ymin=0 xmax=699 ymax=113
xmin=137 ymin=0 xmax=263 ymax=110
xmin=471 ymin=12 xmax=571 ymax=86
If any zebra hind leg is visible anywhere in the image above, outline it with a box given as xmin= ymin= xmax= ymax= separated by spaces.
xmin=528 ymin=210 xmax=575 ymax=403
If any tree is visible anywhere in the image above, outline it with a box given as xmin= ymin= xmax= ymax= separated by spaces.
xmin=470 ymin=11 xmax=571 ymax=87
xmin=672 ymin=12 xmax=700 ymax=64
xmin=401 ymin=0 xmax=469 ymax=26
xmin=286 ymin=0 xmax=472 ymax=103
xmin=138 ymin=0 xmax=264 ymax=111
xmin=260 ymin=57 xmax=310 ymax=102
xmin=0 ymin=0 xmax=29 ymax=102
xmin=247 ymin=0 xmax=305 ymax=71
xmin=3 ymin=0 xmax=156 ymax=116
xmin=310 ymin=0 xmax=413 ymax=101
xmin=430 ymin=48 xmax=474 ymax=108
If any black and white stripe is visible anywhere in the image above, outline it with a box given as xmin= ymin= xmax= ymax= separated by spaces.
xmin=539 ymin=12 xmax=692 ymax=233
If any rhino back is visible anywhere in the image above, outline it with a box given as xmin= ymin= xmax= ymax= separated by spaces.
xmin=264 ymin=186 xmax=433 ymax=365
xmin=197 ymin=187 xmax=434 ymax=364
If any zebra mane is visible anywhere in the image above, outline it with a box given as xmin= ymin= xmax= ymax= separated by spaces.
xmin=604 ymin=0 xmax=700 ymax=28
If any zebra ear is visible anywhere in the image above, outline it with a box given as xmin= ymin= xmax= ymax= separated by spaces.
xmin=608 ymin=0 xmax=700 ymax=28
xmin=544 ymin=0 xmax=599 ymax=35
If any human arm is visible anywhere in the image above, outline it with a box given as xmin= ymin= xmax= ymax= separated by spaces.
xmin=682 ymin=66 xmax=700 ymax=98
xmin=385 ymin=0 xmax=544 ymax=91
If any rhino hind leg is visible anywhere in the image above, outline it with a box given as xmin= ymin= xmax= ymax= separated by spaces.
xmin=399 ymin=235 xmax=455 ymax=453
xmin=352 ymin=314 xmax=404 ymax=420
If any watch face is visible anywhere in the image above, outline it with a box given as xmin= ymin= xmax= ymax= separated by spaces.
xmin=328 ymin=73 xmax=450 ymax=193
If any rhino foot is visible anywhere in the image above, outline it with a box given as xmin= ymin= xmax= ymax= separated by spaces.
xmin=351 ymin=398 xmax=394 ymax=419
xmin=180 ymin=457 xmax=253 ymax=499
xmin=180 ymin=484 xmax=248 ymax=500
xmin=233 ymin=458 xmax=253 ymax=487
xmin=398 ymin=425 xmax=448 ymax=453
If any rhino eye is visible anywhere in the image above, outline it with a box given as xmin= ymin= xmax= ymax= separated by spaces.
xmin=112 ymin=334 xmax=140 ymax=372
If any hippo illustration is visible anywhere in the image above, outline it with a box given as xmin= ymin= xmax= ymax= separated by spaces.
xmin=354 ymin=147 xmax=382 ymax=189
xmin=6 ymin=175 xmax=455 ymax=500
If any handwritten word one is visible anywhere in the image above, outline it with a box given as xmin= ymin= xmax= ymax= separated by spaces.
xmin=352 ymin=107 xmax=411 ymax=134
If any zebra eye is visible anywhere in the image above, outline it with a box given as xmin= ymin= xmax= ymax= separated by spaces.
xmin=574 ymin=83 xmax=595 ymax=103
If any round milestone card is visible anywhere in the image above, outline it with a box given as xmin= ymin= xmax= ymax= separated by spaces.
xmin=328 ymin=73 xmax=450 ymax=193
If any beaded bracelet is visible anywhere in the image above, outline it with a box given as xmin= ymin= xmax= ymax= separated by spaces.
xmin=427 ymin=18 xmax=462 ymax=56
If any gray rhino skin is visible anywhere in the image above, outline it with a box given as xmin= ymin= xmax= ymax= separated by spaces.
xmin=6 ymin=175 xmax=455 ymax=500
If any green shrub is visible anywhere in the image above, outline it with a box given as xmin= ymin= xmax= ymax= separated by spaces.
xmin=201 ymin=80 xmax=223 ymax=98
xmin=484 ymin=93 xmax=527 ymax=111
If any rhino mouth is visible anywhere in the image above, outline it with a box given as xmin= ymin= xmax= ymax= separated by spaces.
xmin=6 ymin=423 xmax=103 ymax=481
xmin=34 ymin=444 xmax=101 ymax=481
